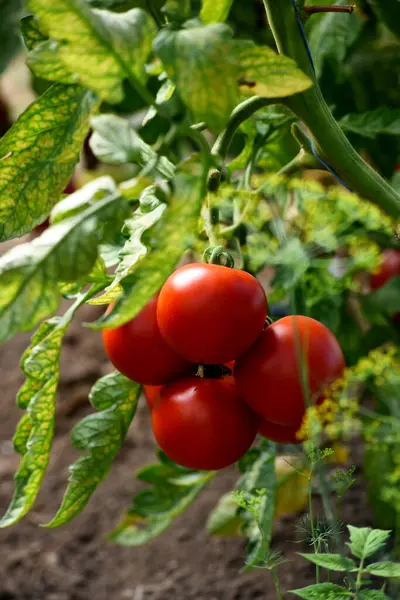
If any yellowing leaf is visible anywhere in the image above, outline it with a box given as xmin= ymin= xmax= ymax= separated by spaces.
xmin=27 ymin=0 xmax=156 ymax=103
xmin=239 ymin=44 xmax=312 ymax=98
xmin=0 ymin=84 xmax=98 ymax=241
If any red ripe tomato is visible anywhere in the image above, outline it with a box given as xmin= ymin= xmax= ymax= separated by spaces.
xmin=258 ymin=419 xmax=302 ymax=444
xmin=370 ymin=249 xmax=400 ymax=290
xmin=151 ymin=376 xmax=259 ymax=470
xmin=235 ymin=316 xmax=345 ymax=427
xmin=143 ymin=385 xmax=163 ymax=411
xmin=157 ymin=263 xmax=267 ymax=364
xmin=102 ymin=296 xmax=192 ymax=385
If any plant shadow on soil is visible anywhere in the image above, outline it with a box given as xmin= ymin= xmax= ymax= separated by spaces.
xmin=0 ymin=300 xmax=370 ymax=600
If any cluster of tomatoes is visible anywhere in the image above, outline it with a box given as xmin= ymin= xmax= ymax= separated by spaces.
xmin=102 ymin=261 xmax=345 ymax=471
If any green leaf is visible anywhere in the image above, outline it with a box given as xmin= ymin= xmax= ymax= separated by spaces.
xmin=20 ymin=15 xmax=47 ymax=51
xmin=239 ymin=440 xmax=276 ymax=566
xmin=0 ymin=0 xmax=22 ymax=75
xmin=27 ymin=40 xmax=80 ymax=85
xmin=308 ymin=2 xmax=364 ymax=79
xmin=27 ymin=1 xmax=156 ymax=103
xmin=200 ymin=0 xmax=233 ymax=24
xmin=238 ymin=44 xmax=312 ymax=98
xmin=359 ymin=590 xmax=390 ymax=600
xmin=110 ymin=451 xmax=214 ymax=545
xmin=0 ymin=291 xmax=91 ymax=527
xmin=90 ymin=114 xmax=175 ymax=177
xmin=46 ymin=372 xmax=141 ymax=527
xmin=347 ymin=525 xmax=391 ymax=560
xmin=206 ymin=492 xmax=243 ymax=536
xmin=154 ymin=23 xmax=239 ymax=131
xmin=0 ymin=84 xmax=98 ymax=241
xmin=0 ymin=177 xmax=129 ymax=342
xmin=298 ymin=553 xmax=357 ymax=572
xmin=90 ymin=154 xmax=207 ymax=329
xmin=290 ymin=583 xmax=352 ymax=599
xmin=339 ymin=108 xmax=400 ymax=139
xmin=365 ymin=561 xmax=400 ymax=577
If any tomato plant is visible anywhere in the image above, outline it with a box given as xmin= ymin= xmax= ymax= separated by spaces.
xmin=152 ymin=375 xmax=259 ymax=470
xmin=0 ymin=0 xmax=400 ymax=597
xmin=235 ymin=316 xmax=345 ymax=427
xmin=103 ymin=295 xmax=193 ymax=385
xmin=157 ymin=262 xmax=267 ymax=363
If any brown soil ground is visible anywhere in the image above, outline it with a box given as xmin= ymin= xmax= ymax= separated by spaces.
xmin=0 ymin=296 xmax=372 ymax=600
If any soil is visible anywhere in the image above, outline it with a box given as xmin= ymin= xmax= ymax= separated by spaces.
xmin=0 ymin=238 xmax=371 ymax=600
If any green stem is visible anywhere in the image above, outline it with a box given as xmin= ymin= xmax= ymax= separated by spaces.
xmin=355 ymin=557 xmax=365 ymax=598
xmin=271 ymin=569 xmax=283 ymax=600
xmin=262 ymin=0 xmax=400 ymax=218
xmin=211 ymin=96 xmax=282 ymax=160
xmin=308 ymin=468 xmax=319 ymax=584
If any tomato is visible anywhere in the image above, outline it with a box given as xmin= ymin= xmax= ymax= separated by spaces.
xmin=102 ymin=296 xmax=193 ymax=385
xmin=151 ymin=376 xmax=259 ymax=470
xmin=370 ymin=249 xmax=400 ymax=290
xmin=235 ymin=316 xmax=345 ymax=427
xmin=157 ymin=263 xmax=267 ymax=364
xmin=258 ymin=419 xmax=302 ymax=444
xmin=143 ymin=385 xmax=163 ymax=411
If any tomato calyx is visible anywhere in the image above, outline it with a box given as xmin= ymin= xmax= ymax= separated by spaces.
xmin=195 ymin=363 xmax=232 ymax=379
xmin=203 ymin=244 xmax=234 ymax=268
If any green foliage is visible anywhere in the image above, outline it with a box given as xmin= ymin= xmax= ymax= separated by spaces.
xmin=0 ymin=84 xmax=98 ymax=241
xmin=290 ymin=583 xmax=352 ymax=599
xmin=339 ymin=108 xmax=400 ymax=139
xmin=47 ymin=372 xmax=141 ymax=527
xmin=347 ymin=525 xmax=391 ymax=560
xmin=200 ymin=0 xmax=234 ymax=24
xmin=110 ymin=451 xmax=214 ymax=545
xmin=0 ymin=290 xmax=93 ymax=527
xmin=0 ymin=177 xmax=129 ymax=341
xmin=297 ymin=553 xmax=357 ymax=572
xmin=90 ymin=155 xmax=207 ymax=329
xmin=27 ymin=0 xmax=156 ymax=102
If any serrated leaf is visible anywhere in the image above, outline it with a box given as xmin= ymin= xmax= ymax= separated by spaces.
xmin=308 ymin=2 xmax=364 ymax=79
xmin=206 ymin=492 xmax=243 ymax=536
xmin=238 ymin=44 xmax=312 ymax=98
xmin=46 ymin=372 xmax=140 ymax=527
xmin=0 ymin=177 xmax=129 ymax=342
xmin=365 ymin=561 xmax=400 ymax=577
xmin=0 ymin=290 xmax=92 ymax=528
xmin=339 ymin=108 xmax=400 ymax=139
xmin=290 ymin=583 xmax=352 ymax=599
xmin=110 ymin=451 xmax=214 ymax=545
xmin=298 ymin=553 xmax=357 ymax=572
xmin=20 ymin=15 xmax=47 ymax=51
xmin=27 ymin=1 xmax=156 ymax=103
xmin=347 ymin=525 xmax=391 ymax=560
xmin=0 ymin=0 xmax=23 ymax=76
xmin=0 ymin=84 xmax=98 ymax=241
xmin=89 ymin=154 xmax=207 ymax=329
xmin=90 ymin=114 xmax=175 ymax=178
xmin=200 ymin=0 xmax=233 ymax=24
xmin=239 ymin=440 xmax=276 ymax=566
xmin=154 ymin=23 xmax=239 ymax=132
xmin=111 ymin=200 xmax=166 ymax=287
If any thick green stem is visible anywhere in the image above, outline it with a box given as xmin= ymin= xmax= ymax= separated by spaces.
xmin=263 ymin=0 xmax=400 ymax=218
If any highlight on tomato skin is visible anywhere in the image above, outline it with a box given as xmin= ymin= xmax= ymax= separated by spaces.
xmin=234 ymin=315 xmax=345 ymax=428
xmin=151 ymin=376 xmax=259 ymax=471
xmin=157 ymin=262 xmax=268 ymax=364
xmin=102 ymin=296 xmax=193 ymax=386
